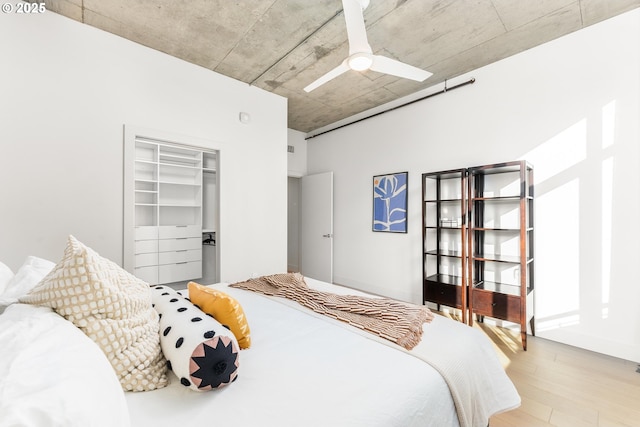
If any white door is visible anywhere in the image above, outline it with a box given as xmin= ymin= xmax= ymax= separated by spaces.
xmin=300 ymin=172 xmax=333 ymax=283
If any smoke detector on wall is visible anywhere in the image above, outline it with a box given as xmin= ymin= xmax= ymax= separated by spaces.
xmin=239 ymin=112 xmax=251 ymax=124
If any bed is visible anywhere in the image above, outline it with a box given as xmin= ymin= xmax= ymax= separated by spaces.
xmin=0 ymin=237 xmax=520 ymax=427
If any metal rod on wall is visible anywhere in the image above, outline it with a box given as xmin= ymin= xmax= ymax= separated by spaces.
xmin=305 ymin=77 xmax=476 ymax=140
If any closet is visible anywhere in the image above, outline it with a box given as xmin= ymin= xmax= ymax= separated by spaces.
xmin=123 ymin=127 xmax=218 ymax=286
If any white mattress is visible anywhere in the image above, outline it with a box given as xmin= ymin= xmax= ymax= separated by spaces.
xmin=126 ymin=279 xmax=519 ymax=427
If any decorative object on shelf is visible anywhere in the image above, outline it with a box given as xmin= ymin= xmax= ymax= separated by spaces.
xmin=373 ymin=171 xmax=408 ymax=233
xmin=440 ymin=218 xmax=462 ymax=228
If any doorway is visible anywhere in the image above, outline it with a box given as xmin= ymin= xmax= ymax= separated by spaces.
xmin=287 ymin=177 xmax=301 ymax=273
xmin=287 ymin=173 xmax=334 ymax=283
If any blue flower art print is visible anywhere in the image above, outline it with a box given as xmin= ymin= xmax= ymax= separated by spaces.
xmin=372 ymin=172 xmax=408 ymax=233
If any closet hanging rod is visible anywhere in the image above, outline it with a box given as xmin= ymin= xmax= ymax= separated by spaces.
xmin=305 ymin=77 xmax=476 ymax=140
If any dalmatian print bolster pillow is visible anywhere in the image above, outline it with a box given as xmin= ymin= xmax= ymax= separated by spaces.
xmin=151 ymin=285 xmax=240 ymax=391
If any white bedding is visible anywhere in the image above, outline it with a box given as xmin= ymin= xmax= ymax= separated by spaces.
xmin=126 ymin=279 xmax=520 ymax=427
xmin=0 ymin=304 xmax=130 ymax=427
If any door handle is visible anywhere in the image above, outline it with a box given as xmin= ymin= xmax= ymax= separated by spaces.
xmin=322 ymin=234 xmax=333 ymax=238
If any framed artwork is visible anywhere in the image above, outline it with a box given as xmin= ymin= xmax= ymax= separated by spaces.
xmin=372 ymin=171 xmax=408 ymax=233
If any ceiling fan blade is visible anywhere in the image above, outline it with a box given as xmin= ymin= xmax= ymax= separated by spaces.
xmin=342 ymin=0 xmax=372 ymax=55
xmin=370 ymin=55 xmax=432 ymax=82
xmin=304 ymin=61 xmax=350 ymax=92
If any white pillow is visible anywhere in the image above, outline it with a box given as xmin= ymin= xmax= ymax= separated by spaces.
xmin=0 ymin=303 xmax=131 ymax=427
xmin=0 ymin=261 xmax=13 ymax=296
xmin=0 ymin=256 xmax=55 ymax=307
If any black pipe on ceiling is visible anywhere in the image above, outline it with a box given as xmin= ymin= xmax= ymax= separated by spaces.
xmin=305 ymin=77 xmax=476 ymax=140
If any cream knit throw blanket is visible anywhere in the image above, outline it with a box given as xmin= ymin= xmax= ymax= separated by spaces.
xmin=230 ymin=273 xmax=434 ymax=350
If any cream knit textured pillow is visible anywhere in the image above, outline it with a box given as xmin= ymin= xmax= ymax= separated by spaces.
xmin=20 ymin=235 xmax=168 ymax=392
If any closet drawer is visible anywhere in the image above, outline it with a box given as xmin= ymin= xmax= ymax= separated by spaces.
xmin=134 ymin=266 xmax=158 ymax=285
xmin=135 ymin=239 xmax=158 ymax=254
xmin=158 ymin=261 xmax=201 ymax=284
xmin=135 ymin=253 xmax=158 ymax=268
xmin=158 ymin=225 xmax=201 ymax=239
xmin=159 ymin=237 xmax=201 ymax=252
xmin=135 ymin=226 xmax=158 ymax=240
xmin=159 ymin=249 xmax=201 ymax=265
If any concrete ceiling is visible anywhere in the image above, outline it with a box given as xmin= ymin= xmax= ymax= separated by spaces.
xmin=37 ymin=0 xmax=639 ymax=133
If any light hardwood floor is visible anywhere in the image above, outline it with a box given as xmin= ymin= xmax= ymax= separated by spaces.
xmin=451 ymin=315 xmax=640 ymax=427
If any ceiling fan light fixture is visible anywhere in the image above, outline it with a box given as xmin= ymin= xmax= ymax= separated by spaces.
xmin=303 ymin=0 xmax=431 ymax=92
xmin=348 ymin=53 xmax=373 ymax=71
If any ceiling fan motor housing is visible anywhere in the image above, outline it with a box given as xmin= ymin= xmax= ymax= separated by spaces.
xmin=348 ymin=52 xmax=373 ymax=71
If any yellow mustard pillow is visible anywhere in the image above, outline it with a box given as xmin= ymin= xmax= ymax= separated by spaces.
xmin=188 ymin=282 xmax=251 ymax=349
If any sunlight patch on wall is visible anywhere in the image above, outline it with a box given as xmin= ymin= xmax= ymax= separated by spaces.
xmin=522 ymin=119 xmax=587 ymax=183
xmin=601 ymin=158 xmax=613 ymax=310
xmin=600 ymin=100 xmax=616 ymax=319
xmin=521 ymin=118 xmax=588 ymax=332
xmin=600 ymin=101 xmax=616 ymax=319
xmin=537 ymin=312 xmax=581 ymax=330
xmin=602 ymin=100 xmax=616 ymax=149
xmin=535 ymin=178 xmax=581 ymax=332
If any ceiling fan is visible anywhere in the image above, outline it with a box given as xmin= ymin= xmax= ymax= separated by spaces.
xmin=304 ymin=0 xmax=432 ymax=92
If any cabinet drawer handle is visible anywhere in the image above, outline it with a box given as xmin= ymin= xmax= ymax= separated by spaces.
xmin=176 ymin=225 xmax=187 ymax=228
xmin=176 ymin=250 xmax=187 ymax=253
xmin=491 ymin=302 xmax=497 ymax=307
xmin=176 ymin=238 xmax=188 ymax=240
xmin=176 ymin=262 xmax=188 ymax=265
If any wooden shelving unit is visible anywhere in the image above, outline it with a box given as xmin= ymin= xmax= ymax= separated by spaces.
xmin=422 ymin=161 xmax=534 ymax=350
xmin=422 ymin=168 xmax=468 ymax=324
xmin=468 ymin=160 xmax=535 ymax=350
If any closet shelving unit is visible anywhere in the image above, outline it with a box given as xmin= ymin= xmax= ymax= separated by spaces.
xmin=130 ymin=141 xmax=203 ymax=285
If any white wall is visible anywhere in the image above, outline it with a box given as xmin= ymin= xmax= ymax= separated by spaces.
xmin=307 ymin=9 xmax=640 ymax=362
xmin=287 ymin=177 xmax=300 ymax=272
xmin=286 ymin=129 xmax=307 ymax=272
xmin=287 ymin=128 xmax=308 ymax=177
xmin=0 ymin=11 xmax=288 ymax=283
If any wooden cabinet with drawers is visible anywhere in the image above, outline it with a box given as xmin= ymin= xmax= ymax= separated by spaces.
xmin=422 ymin=161 xmax=534 ymax=350
xmin=422 ymin=168 xmax=468 ymax=324
xmin=468 ymin=161 xmax=535 ymax=350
